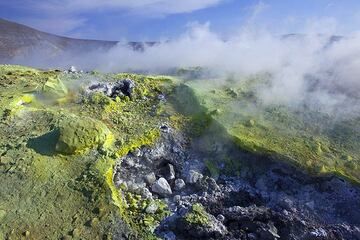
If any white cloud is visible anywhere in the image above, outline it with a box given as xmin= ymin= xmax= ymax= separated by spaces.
xmin=19 ymin=17 xmax=87 ymax=36
xmin=9 ymin=0 xmax=225 ymax=35
xmin=248 ymin=1 xmax=269 ymax=21
xmin=33 ymin=0 xmax=225 ymax=16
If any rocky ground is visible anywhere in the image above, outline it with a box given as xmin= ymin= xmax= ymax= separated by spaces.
xmin=113 ymin=126 xmax=360 ymax=240
xmin=1 ymin=65 xmax=359 ymax=240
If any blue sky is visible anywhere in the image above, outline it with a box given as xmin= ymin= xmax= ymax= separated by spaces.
xmin=1 ymin=0 xmax=360 ymax=41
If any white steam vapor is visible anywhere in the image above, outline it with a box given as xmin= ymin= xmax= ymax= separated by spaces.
xmin=102 ymin=23 xmax=360 ymax=116
xmin=11 ymin=21 xmax=360 ymax=118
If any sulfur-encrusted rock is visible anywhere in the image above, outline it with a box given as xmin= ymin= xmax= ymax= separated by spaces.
xmin=55 ymin=114 xmax=114 ymax=154
xmin=182 ymin=203 xmax=228 ymax=238
xmin=145 ymin=201 xmax=158 ymax=214
xmin=42 ymin=77 xmax=68 ymax=98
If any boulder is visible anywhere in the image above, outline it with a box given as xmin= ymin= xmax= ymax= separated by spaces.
xmin=174 ymin=179 xmax=186 ymax=191
xmin=160 ymin=163 xmax=175 ymax=181
xmin=144 ymin=172 xmax=157 ymax=185
xmin=42 ymin=77 xmax=68 ymax=98
xmin=217 ymin=214 xmax=225 ymax=222
xmin=88 ymin=79 xmax=136 ymax=99
xmin=113 ymin=79 xmax=135 ymax=98
xmin=160 ymin=124 xmax=170 ymax=133
xmin=152 ymin=177 xmax=172 ymax=196
xmin=55 ymin=114 xmax=114 ymax=154
xmin=186 ymin=170 xmax=203 ymax=184
xmin=140 ymin=187 xmax=153 ymax=199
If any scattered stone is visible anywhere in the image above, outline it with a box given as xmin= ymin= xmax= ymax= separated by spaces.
xmin=140 ymin=187 xmax=153 ymax=199
xmin=217 ymin=214 xmax=225 ymax=222
xmin=131 ymin=148 xmax=142 ymax=157
xmin=261 ymin=222 xmax=280 ymax=239
xmin=160 ymin=125 xmax=170 ymax=133
xmin=207 ymin=177 xmax=220 ymax=192
xmin=151 ymin=143 xmax=167 ymax=159
xmin=210 ymin=109 xmax=221 ymax=115
xmin=173 ymin=195 xmax=181 ymax=203
xmin=88 ymin=83 xmax=111 ymax=95
xmin=68 ymin=66 xmax=77 ymax=73
xmin=71 ymin=228 xmax=81 ymax=237
xmin=161 ymin=163 xmax=175 ymax=181
xmin=310 ymin=228 xmax=328 ymax=237
xmin=127 ymin=181 xmax=145 ymax=193
xmin=124 ymin=158 xmax=135 ymax=167
xmin=172 ymin=145 xmax=181 ymax=153
xmin=145 ymin=172 xmax=157 ymax=185
xmin=248 ymin=119 xmax=256 ymax=127
xmin=158 ymin=94 xmax=166 ymax=101
xmin=90 ymin=218 xmax=99 ymax=227
xmin=225 ymin=88 xmax=238 ymax=98
xmin=23 ymin=231 xmax=30 ymax=237
xmin=88 ymin=79 xmax=136 ymax=99
xmin=174 ymin=179 xmax=186 ymax=191
xmin=0 ymin=209 xmax=6 ymax=221
xmin=118 ymin=181 xmax=128 ymax=190
xmin=145 ymin=201 xmax=158 ymax=214
xmin=109 ymin=110 xmax=360 ymax=240
xmin=152 ymin=178 xmax=172 ymax=196
xmin=186 ymin=170 xmax=203 ymax=184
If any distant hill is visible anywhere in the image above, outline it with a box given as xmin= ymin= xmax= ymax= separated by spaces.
xmin=0 ymin=18 xmax=154 ymax=63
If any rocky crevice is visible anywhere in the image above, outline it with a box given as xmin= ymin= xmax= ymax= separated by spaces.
xmin=113 ymin=124 xmax=360 ymax=240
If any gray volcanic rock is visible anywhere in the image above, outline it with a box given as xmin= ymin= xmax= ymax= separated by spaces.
xmin=184 ymin=216 xmax=228 ymax=239
xmin=152 ymin=177 xmax=172 ymax=196
xmin=160 ymin=163 xmax=176 ymax=181
xmin=145 ymin=172 xmax=157 ymax=185
xmin=113 ymin=118 xmax=360 ymax=240
xmin=174 ymin=179 xmax=186 ymax=191
xmin=88 ymin=79 xmax=136 ymax=99
xmin=186 ymin=170 xmax=203 ymax=184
